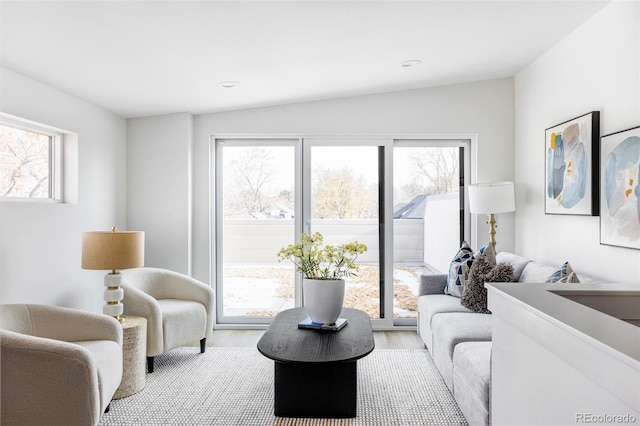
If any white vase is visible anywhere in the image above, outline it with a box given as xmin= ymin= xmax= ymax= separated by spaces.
xmin=303 ymin=278 xmax=345 ymax=325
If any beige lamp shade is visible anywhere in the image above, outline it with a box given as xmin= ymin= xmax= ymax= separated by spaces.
xmin=468 ymin=181 xmax=515 ymax=214
xmin=82 ymin=231 xmax=145 ymax=271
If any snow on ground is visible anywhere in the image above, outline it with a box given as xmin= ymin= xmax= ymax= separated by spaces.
xmin=221 ymin=263 xmax=436 ymax=318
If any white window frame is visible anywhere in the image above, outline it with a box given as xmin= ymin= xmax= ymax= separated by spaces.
xmin=0 ymin=115 xmax=63 ymax=203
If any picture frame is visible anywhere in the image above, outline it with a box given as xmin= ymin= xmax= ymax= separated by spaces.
xmin=545 ymin=111 xmax=600 ymax=215
xmin=599 ymin=126 xmax=640 ymax=250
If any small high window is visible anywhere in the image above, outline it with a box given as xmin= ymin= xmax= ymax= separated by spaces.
xmin=0 ymin=119 xmax=62 ymax=201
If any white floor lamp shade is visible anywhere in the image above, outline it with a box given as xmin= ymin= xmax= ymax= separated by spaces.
xmin=468 ymin=182 xmax=515 ymax=251
xmin=82 ymin=227 xmax=144 ymax=322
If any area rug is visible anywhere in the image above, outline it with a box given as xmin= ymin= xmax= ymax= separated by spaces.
xmin=99 ymin=347 xmax=467 ymax=425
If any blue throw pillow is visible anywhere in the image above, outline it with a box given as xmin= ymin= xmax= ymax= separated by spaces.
xmin=445 ymin=241 xmax=495 ymax=298
xmin=445 ymin=242 xmax=475 ymax=297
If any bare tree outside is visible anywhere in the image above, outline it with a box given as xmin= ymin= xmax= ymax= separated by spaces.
xmin=0 ymin=124 xmax=50 ymax=198
xmin=413 ymin=147 xmax=459 ymax=194
xmin=394 ymin=147 xmax=459 ymax=205
xmin=223 ymin=146 xmax=294 ymax=219
xmin=231 ymin=146 xmax=274 ymax=214
xmin=223 ymin=147 xmax=381 ymax=220
xmin=312 ymin=167 xmax=378 ymax=219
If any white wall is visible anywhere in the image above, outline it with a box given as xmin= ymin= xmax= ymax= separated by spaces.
xmin=0 ymin=66 xmax=127 ymax=311
xmin=424 ymin=194 xmax=460 ymax=272
xmin=127 ymin=113 xmax=193 ymax=274
xmin=515 ymin=1 xmax=640 ymax=283
xmin=191 ymin=79 xmax=516 ymax=283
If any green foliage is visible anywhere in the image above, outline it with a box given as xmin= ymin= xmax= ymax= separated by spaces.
xmin=277 ymin=232 xmax=368 ymax=280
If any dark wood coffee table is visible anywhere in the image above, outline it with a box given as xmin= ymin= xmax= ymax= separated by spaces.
xmin=257 ymin=307 xmax=374 ymax=418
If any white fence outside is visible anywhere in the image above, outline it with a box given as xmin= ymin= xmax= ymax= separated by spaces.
xmin=222 ymin=193 xmax=459 ymax=272
xmin=223 ymin=219 xmax=416 ymax=263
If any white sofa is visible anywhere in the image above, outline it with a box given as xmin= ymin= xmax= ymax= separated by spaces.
xmin=418 ymin=252 xmax=599 ymax=426
xmin=0 ymin=304 xmax=123 ymax=426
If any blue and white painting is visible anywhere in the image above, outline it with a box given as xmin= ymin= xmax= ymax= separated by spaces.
xmin=545 ymin=112 xmax=599 ymax=215
xmin=600 ymin=126 xmax=640 ymax=250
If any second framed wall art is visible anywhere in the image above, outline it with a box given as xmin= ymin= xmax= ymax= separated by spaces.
xmin=600 ymin=126 xmax=640 ymax=250
xmin=545 ymin=111 xmax=600 ymax=216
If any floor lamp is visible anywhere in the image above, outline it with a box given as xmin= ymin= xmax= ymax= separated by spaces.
xmin=468 ymin=182 xmax=515 ymax=252
xmin=82 ymin=226 xmax=145 ymax=323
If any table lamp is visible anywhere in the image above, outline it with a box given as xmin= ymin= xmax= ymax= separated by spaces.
xmin=468 ymin=181 xmax=515 ymax=252
xmin=82 ymin=226 xmax=144 ymax=323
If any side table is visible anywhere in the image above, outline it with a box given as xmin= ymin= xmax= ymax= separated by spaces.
xmin=114 ymin=315 xmax=147 ymax=399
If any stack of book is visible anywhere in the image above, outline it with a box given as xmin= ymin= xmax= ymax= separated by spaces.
xmin=298 ymin=317 xmax=348 ymax=331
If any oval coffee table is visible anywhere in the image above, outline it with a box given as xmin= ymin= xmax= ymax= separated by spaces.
xmin=257 ymin=307 xmax=375 ymax=418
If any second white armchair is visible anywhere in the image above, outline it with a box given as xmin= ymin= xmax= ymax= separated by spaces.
xmin=121 ymin=267 xmax=215 ymax=373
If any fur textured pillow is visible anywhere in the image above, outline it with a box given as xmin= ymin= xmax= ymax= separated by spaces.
xmin=461 ymin=255 xmax=514 ymax=314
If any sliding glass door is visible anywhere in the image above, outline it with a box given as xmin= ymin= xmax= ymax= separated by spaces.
xmin=213 ymin=136 xmax=469 ymax=326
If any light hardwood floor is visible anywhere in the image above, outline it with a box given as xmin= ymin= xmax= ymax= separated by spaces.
xmin=208 ymin=329 xmax=425 ymax=349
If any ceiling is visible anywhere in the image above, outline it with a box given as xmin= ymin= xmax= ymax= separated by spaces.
xmin=0 ymin=1 xmax=610 ymax=118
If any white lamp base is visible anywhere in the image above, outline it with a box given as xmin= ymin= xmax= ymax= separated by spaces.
xmin=104 ymin=272 xmax=125 ymax=323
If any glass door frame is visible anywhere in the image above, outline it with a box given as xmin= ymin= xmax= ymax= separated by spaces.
xmin=392 ymin=137 xmax=472 ymax=327
xmin=302 ymin=137 xmax=394 ymax=330
xmin=212 ymin=136 xmax=303 ymax=325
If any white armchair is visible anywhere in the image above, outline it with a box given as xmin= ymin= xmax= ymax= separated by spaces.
xmin=0 ymin=304 xmax=123 ymax=426
xmin=121 ymin=267 xmax=215 ymax=373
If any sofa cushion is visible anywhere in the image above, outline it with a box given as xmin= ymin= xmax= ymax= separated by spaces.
xmin=518 ymin=261 xmax=560 ymax=283
xmin=508 ymin=256 xmax=600 ymax=283
xmin=495 ymin=252 xmax=531 ymax=281
xmin=420 ymin=295 xmax=475 ymax=326
xmin=418 ymin=295 xmax=474 ymax=352
xmin=462 ymin=257 xmax=514 ymax=314
xmin=431 ymin=313 xmax=492 ymax=391
xmin=578 ymin=274 xmax=599 ymax=283
xmin=453 ymin=341 xmax=492 ymax=426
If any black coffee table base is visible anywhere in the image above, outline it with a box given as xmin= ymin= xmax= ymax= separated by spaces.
xmin=274 ymin=360 xmax=357 ymax=418
xmin=257 ymin=308 xmax=374 ymax=419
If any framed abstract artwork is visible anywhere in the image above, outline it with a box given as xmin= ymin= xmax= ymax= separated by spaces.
xmin=545 ymin=111 xmax=600 ymax=215
xmin=600 ymin=126 xmax=640 ymax=250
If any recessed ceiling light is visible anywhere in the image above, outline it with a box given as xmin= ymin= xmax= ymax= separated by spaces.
xmin=400 ymin=60 xmax=422 ymax=68
xmin=219 ymin=81 xmax=240 ymax=88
